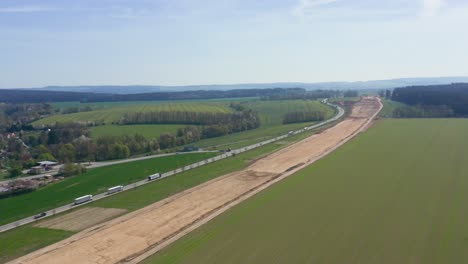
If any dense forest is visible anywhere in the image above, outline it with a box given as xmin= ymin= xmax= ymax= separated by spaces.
xmin=392 ymin=83 xmax=468 ymax=116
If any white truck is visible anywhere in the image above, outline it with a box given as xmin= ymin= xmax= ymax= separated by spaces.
xmin=107 ymin=185 xmax=124 ymax=195
xmin=148 ymin=173 xmax=161 ymax=181
xmin=74 ymin=194 xmax=93 ymax=205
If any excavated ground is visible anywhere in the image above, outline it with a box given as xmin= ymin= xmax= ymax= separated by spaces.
xmin=10 ymin=97 xmax=382 ymax=264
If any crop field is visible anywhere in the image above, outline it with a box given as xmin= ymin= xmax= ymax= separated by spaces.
xmin=146 ymin=119 xmax=468 ymax=264
xmin=0 ymin=126 xmax=322 ymax=263
xmin=0 ymin=152 xmax=215 ymax=226
xmin=34 ymin=101 xmax=231 ymax=126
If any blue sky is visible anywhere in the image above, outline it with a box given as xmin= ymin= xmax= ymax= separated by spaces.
xmin=1 ymin=0 xmax=467 ymax=88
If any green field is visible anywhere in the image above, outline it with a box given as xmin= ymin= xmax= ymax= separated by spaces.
xmin=379 ymin=99 xmax=408 ymax=117
xmin=0 ymin=153 xmax=215 ymax=226
xmin=0 ymin=226 xmax=73 ymax=263
xmin=244 ymin=100 xmax=334 ymax=126
xmin=40 ymin=99 xmax=335 ymax=151
xmin=90 ymin=124 xmax=186 ymax=139
xmin=0 ymin=127 xmax=323 ymax=263
xmin=34 ymin=101 xmax=231 ymax=126
xmin=146 ymin=119 xmax=468 ymax=264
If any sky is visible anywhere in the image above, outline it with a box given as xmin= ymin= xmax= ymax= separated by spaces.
xmin=1 ymin=0 xmax=468 ymax=88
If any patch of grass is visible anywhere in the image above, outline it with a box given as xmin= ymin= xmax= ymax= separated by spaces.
xmin=379 ymin=99 xmax=408 ymax=117
xmin=0 ymin=226 xmax=73 ymax=263
xmin=0 ymin=153 xmax=216 ymax=226
xmin=146 ymin=119 xmax=468 ymax=264
xmin=90 ymin=124 xmax=186 ymax=139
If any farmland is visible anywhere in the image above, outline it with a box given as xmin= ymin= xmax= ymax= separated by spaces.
xmin=146 ymin=119 xmax=468 ymax=264
xmin=8 ymin=97 xmax=378 ymax=264
xmin=0 ymin=126 xmax=320 ymax=263
xmin=0 ymin=152 xmax=215 ymax=226
xmin=33 ymin=99 xmax=335 ymax=150
xmin=33 ymin=101 xmax=231 ymax=126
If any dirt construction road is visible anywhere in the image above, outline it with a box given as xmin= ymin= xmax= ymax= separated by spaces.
xmin=10 ymin=97 xmax=382 ymax=264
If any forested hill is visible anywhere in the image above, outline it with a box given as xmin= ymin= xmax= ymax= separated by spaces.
xmin=0 ymin=88 xmax=311 ymax=103
xmin=392 ymin=83 xmax=468 ymax=116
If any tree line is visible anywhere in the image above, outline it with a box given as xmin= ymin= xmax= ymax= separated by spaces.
xmin=121 ymin=110 xmax=259 ymax=127
xmin=391 ymin=83 xmax=468 ymax=116
xmin=0 ymin=88 xmax=313 ymax=104
xmin=261 ymin=89 xmax=341 ymax=101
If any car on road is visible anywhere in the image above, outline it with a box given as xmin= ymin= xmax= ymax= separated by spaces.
xmin=33 ymin=212 xmax=47 ymax=219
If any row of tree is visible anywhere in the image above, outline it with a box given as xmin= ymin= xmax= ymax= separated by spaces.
xmin=261 ymin=89 xmax=342 ymax=101
xmin=121 ymin=110 xmax=260 ymax=127
xmin=283 ymin=111 xmax=326 ymax=124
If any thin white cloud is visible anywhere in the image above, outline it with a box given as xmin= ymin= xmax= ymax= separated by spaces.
xmin=0 ymin=5 xmax=56 ymax=13
xmin=292 ymin=0 xmax=339 ymax=17
xmin=422 ymin=0 xmax=445 ymax=17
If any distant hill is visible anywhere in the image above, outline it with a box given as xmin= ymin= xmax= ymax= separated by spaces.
xmin=19 ymin=76 xmax=468 ymax=94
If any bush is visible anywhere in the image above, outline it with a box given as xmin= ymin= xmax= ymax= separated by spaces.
xmin=59 ymin=163 xmax=87 ymax=177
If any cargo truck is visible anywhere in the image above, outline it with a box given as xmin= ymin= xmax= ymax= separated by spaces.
xmin=107 ymin=185 xmax=124 ymax=195
xmin=74 ymin=194 xmax=93 ymax=205
xmin=148 ymin=173 xmax=161 ymax=181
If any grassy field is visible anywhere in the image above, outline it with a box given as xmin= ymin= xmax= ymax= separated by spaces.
xmin=34 ymin=101 xmax=231 ymax=126
xmin=0 ymin=226 xmax=73 ymax=263
xmin=0 ymin=125 xmax=325 ymax=263
xmin=90 ymin=124 xmax=186 ymax=139
xmin=51 ymin=98 xmax=257 ymax=111
xmin=379 ymin=99 xmax=408 ymax=117
xmin=0 ymin=153 xmax=215 ymax=226
xmin=244 ymin=99 xmax=334 ymax=126
xmin=146 ymin=119 xmax=468 ymax=264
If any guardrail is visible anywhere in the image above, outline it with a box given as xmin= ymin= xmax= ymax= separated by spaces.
xmin=0 ymin=99 xmax=345 ymax=233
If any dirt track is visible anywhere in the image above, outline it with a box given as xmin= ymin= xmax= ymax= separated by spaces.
xmin=10 ymin=97 xmax=382 ymax=264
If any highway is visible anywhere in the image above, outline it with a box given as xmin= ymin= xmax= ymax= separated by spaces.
xmin=1 ymin=151 xmax=218 ymax=185
xmin=0 ymin=99 xmax=344 ymax=233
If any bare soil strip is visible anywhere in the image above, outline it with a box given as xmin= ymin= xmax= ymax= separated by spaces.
xmin=10 ymin=97 xmax=382 ymax=264
xmin=35 ymin=208 xmax=128 ymax=232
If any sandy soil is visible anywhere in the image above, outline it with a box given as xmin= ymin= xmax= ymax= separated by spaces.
xmin=10 ymin=97 xmax=382 ymax=264
xmin=35 ymin=207 xmax=128 ymax=232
